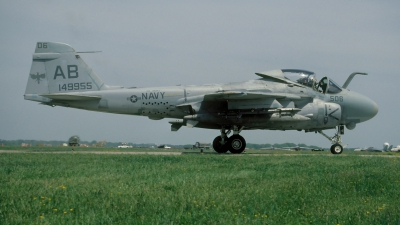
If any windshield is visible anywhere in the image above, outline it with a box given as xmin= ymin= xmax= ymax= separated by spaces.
xmin=327 ymin=79 xmax=342 ymax=93
xmin=317 ymin=77 xmax=342 ymax=94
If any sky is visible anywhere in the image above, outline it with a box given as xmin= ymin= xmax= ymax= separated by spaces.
xmin=0 ymin=0 xmax=399 ymax=148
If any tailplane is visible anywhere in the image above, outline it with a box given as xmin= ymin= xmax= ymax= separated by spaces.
xmin=25 ymin=42 xmax=107 ymax=102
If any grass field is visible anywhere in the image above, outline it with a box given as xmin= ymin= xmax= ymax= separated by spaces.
xmin=1 ymin=148 xmax=400 ymax=224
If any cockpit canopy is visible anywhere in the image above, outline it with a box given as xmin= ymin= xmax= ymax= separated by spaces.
xmin=282 ymin=69 xmax=342 ymax=94
xmin=256 ymin=69 xmax=342 ymax=94
xmin=283 ymin=70 xmax=317 ymax=89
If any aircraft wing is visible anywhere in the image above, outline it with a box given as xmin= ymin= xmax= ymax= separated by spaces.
xmin=40 ymin=94 xmax=102 ymax=101
xmin=203 ymin=91 xmax=303 ymax=101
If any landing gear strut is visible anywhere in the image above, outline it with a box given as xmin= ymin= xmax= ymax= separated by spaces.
xmin=318 ymin=125 xmax=344 ymax=154
xmin=213 ymin=126 xmax=246 ymax=154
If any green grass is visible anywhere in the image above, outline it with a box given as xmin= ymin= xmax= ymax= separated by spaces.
xmin=1 ymin=150 xmax=400 ymax=224
xmin=1 ymin=145 xmax=397 ymax=155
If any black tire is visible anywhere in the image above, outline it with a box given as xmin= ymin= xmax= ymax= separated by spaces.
xmin=228 ymin=135 xmax=246 ymax=154
xmin=330 ymin=144 xmax=343 ymax=154
xmin=213 ymin=136 xmax=228 ymax=153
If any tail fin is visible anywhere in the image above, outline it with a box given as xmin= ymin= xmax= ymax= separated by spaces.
xmin=24 ymin=42 xmax=106 ymax=102
xmin=383 ymin=142 xmax=390 ymax=152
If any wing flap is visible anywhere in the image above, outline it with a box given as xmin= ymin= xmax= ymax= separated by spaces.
xmin=40 ymin=94 xmax=102 ymax=101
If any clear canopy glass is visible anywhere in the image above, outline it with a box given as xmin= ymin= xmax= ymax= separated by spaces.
xmin=281 ymin=70 xmax=342 ymax=94
xmin=284 ymin=72 xmax=317 ymax=89
xmin=282 ymin=69 xmax=342 ymax=94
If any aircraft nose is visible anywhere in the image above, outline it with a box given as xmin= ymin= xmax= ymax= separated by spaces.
xmin=358 ymin=96 xmax=378 ymax=122
xmin=362 ymin=99 xmax=378 ymax=121
xmin=344 ymin=92 xmax=378 ymax=123
xmin=371 ymin=100 xmax=379 ymax=118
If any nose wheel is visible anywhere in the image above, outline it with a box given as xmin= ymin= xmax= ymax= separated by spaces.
xmin=318 ymin=126 xmax=344 ymax=154
xmin=330 ymin=143 xmax=343 ymax=154
xmin=213 ymin=126 xmax=246 ymax=154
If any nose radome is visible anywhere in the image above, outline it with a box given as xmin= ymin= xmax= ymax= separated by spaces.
xmin=363 ymin=98 xmax=378 ymax=122
xmin=372 ymin=100 xmax=378 ymax=118
xmin=344 ymin=91 xmax=378 ymax=123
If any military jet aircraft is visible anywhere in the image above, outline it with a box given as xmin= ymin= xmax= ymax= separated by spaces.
xmin=24 ymin=42 xmax=378 ymax=154
xmin=354 ymin=142 xmax=393 ymax=152
xmin=281 ymin=145 xmax=317 ymax=151
xmin=391 ymin=145 xmax=400 ymax=152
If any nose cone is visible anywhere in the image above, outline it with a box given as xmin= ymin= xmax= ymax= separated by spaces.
xmin=371 ymin=100 xmax=379 ymax=118
xmin=344 ymin=91 xmax=378 ymax=123
xmin=363 ymin=99 xmax=378 ymax=122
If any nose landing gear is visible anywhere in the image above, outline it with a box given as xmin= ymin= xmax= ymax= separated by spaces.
xmin=213 ymin=126 xmax=246 ymax=154
xmin=318 ymin=125 xmax=344 ymax=154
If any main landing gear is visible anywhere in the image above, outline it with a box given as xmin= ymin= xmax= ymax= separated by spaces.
xmin=213 ymin=126 xmax=246 ymax=154
xmin=318 ymin=125 xmax=344 ymax=154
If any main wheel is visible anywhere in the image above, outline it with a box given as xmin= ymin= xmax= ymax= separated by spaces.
xmin=330 ymin=144 xmax=343 ymax=154
xmin=228 ymin=135 xmax=246 ymax=154
xmin=213 ymin=136 xmax=228 ymax=153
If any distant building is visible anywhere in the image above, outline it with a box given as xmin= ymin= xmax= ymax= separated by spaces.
xmin=21 ymin=143 xmax=29 ymax=147
xmin=158 ymin=145 xmax=171 ymax=149
xmin=193 ymin=142 xmax=211 ymax=149
xmin=118 ymin=143 xmax=133 ymax=148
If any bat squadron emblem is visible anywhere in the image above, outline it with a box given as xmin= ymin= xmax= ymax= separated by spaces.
xmin=30 ymin=72 xmax=46 ymax=84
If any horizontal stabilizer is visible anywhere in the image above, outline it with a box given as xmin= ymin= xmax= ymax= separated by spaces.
xmin=40 ymin=94 xmax=102 ymax=101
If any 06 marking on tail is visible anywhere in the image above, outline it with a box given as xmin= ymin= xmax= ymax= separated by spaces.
xmin=37 ymin=42 xmax=48 ymax=48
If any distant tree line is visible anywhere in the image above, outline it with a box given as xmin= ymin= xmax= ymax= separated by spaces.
xmin=246 ymin=143 xmax=321 ymax=149
xmin=0 ymin=139 xmax=322 ymax=149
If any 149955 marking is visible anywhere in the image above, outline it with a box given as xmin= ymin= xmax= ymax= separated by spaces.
xmin=59 ymin=82 xmax=92 ymax=91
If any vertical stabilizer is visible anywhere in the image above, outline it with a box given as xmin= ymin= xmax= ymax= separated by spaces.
xmin=383 ymin=142 xmax=389 ymax=152
xmin=25 ymin=42 xmax=107 ymax=102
